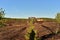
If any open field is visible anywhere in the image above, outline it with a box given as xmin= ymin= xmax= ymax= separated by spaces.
xmin=0 ymin=18 xmax=60 ymax=40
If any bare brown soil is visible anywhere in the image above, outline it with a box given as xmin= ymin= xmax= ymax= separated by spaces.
xmin=0 ymin=19 xmax=60 ymax=40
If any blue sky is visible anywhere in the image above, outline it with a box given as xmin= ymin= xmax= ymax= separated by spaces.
xmin=0 ymin=0 xmax=60 ymax=18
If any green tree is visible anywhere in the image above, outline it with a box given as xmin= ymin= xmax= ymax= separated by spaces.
xmin=0 ymin=8 xmax=6 ymax=27
xmin=55 ymin=13 xmax=60 ymax=23
xmin=0 ymin=8 xmax=5 ymax=20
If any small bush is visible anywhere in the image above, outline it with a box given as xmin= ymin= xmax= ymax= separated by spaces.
xmin=0 ymin=22 xmax=6 ymax=27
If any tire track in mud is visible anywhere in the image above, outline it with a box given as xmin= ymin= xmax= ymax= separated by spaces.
xmin=0 ymin=25 xmax=27 ymax=40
